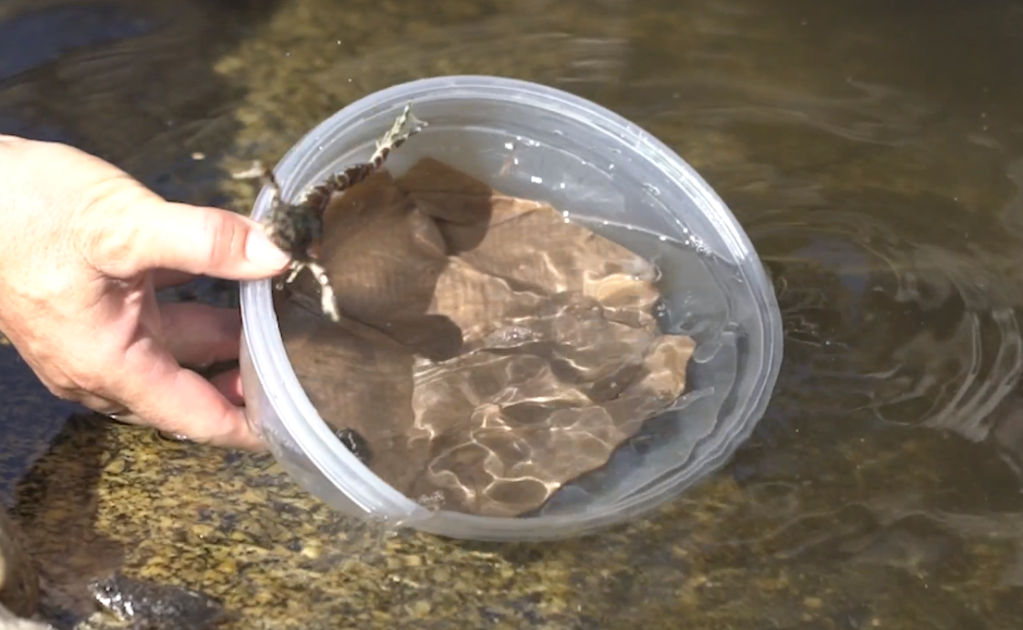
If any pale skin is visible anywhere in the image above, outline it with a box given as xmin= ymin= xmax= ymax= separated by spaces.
xmin=0 ymin=134 xmax=293 ymax=450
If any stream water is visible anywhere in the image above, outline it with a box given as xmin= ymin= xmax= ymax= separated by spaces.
xmin=4 ymin=0 xmax=1023 ymax=628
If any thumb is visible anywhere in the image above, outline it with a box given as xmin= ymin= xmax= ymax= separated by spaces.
xmin=97 ymin=199 xmax=292 ymax=281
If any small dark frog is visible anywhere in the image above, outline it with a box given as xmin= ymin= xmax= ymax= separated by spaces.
xmin=333 ymin=427 xmax=372 ymax=465
xmin=88 ymin=572 xmax=225 ymax=630
xmin=234 ymin=103 xmax=428 ymax=322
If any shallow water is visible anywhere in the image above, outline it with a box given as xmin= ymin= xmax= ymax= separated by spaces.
xmin=4 ymin=0 xmax=1023 ymax=628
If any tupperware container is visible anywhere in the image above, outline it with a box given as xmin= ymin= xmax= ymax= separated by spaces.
xmin=238 ymin=75 xmax=783 ymax=542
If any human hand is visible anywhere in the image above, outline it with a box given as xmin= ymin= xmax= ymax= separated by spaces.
xmin=0 ymin=135 xmax=291 ymax=449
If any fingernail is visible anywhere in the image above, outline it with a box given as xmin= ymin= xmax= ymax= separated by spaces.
xmin=245 ymin=229 xmax=291 ymax=269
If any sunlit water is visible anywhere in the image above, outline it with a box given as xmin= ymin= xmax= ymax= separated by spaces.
xmin=4 ymin=0 xmax=1023 ymax=628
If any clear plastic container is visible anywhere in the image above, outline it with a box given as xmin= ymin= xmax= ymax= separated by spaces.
xmin=238 ymin=75 xmax=783 ymax=542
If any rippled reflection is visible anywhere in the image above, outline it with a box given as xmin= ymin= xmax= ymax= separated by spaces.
xmin=6 ymin=0 xmax=1023 ymax=627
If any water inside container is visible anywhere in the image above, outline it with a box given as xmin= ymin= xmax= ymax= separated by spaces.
xmin=531 ymin=220 xmax=739 ymax=516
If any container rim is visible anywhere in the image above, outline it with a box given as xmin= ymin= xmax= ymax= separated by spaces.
xmin=240 ymin=75 xmax=783 ymax=540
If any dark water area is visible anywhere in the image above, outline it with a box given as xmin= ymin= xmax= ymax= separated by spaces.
xmin=4 ymin=0 xmax=1023 ymax=628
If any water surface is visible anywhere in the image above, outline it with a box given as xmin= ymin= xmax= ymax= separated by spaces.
xmin=4 ymin=0 xmax=1023 ymax=628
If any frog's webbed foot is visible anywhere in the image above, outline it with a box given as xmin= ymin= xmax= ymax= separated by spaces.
xmin=233 ymin=103 xmax=427 ymax=324
xmin=370 ymin=102 xmax=428 ymax=164
xmin=279 ymin=260 xmax=340 ymax=322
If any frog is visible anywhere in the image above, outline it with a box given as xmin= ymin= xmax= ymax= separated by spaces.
xmin=87 ymin=572 xmax=226 ymax=630
xmin=332 ymin=427 xmax=372 ymax=465
xmin=233 ymin=102 xmax=428 ymax=322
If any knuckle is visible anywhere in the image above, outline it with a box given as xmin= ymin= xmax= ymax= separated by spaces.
xmin=66 ymin=362 xmax=109 ymax=398
xmin=40 ymin=378 xmax=75 ymax=401
xmin=85 ymin=221 xmax=140 ymax=276
xmin=69 ymin=345 xmax=126 ymax=398
xmin=42 ymin=367 xmax=96 ymax=403
xmin=74 ymin=189 xmax=147 ymax=277
xmin=70 ymin=173 xmax=163 ymax=277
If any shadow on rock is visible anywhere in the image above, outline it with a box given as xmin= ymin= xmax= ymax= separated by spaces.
xmin=10 ymin=414 xmax=125 ymax=628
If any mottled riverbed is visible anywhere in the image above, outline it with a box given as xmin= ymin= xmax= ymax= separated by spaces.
xmin=4 ymin=0 xmax=1023 ymax=628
